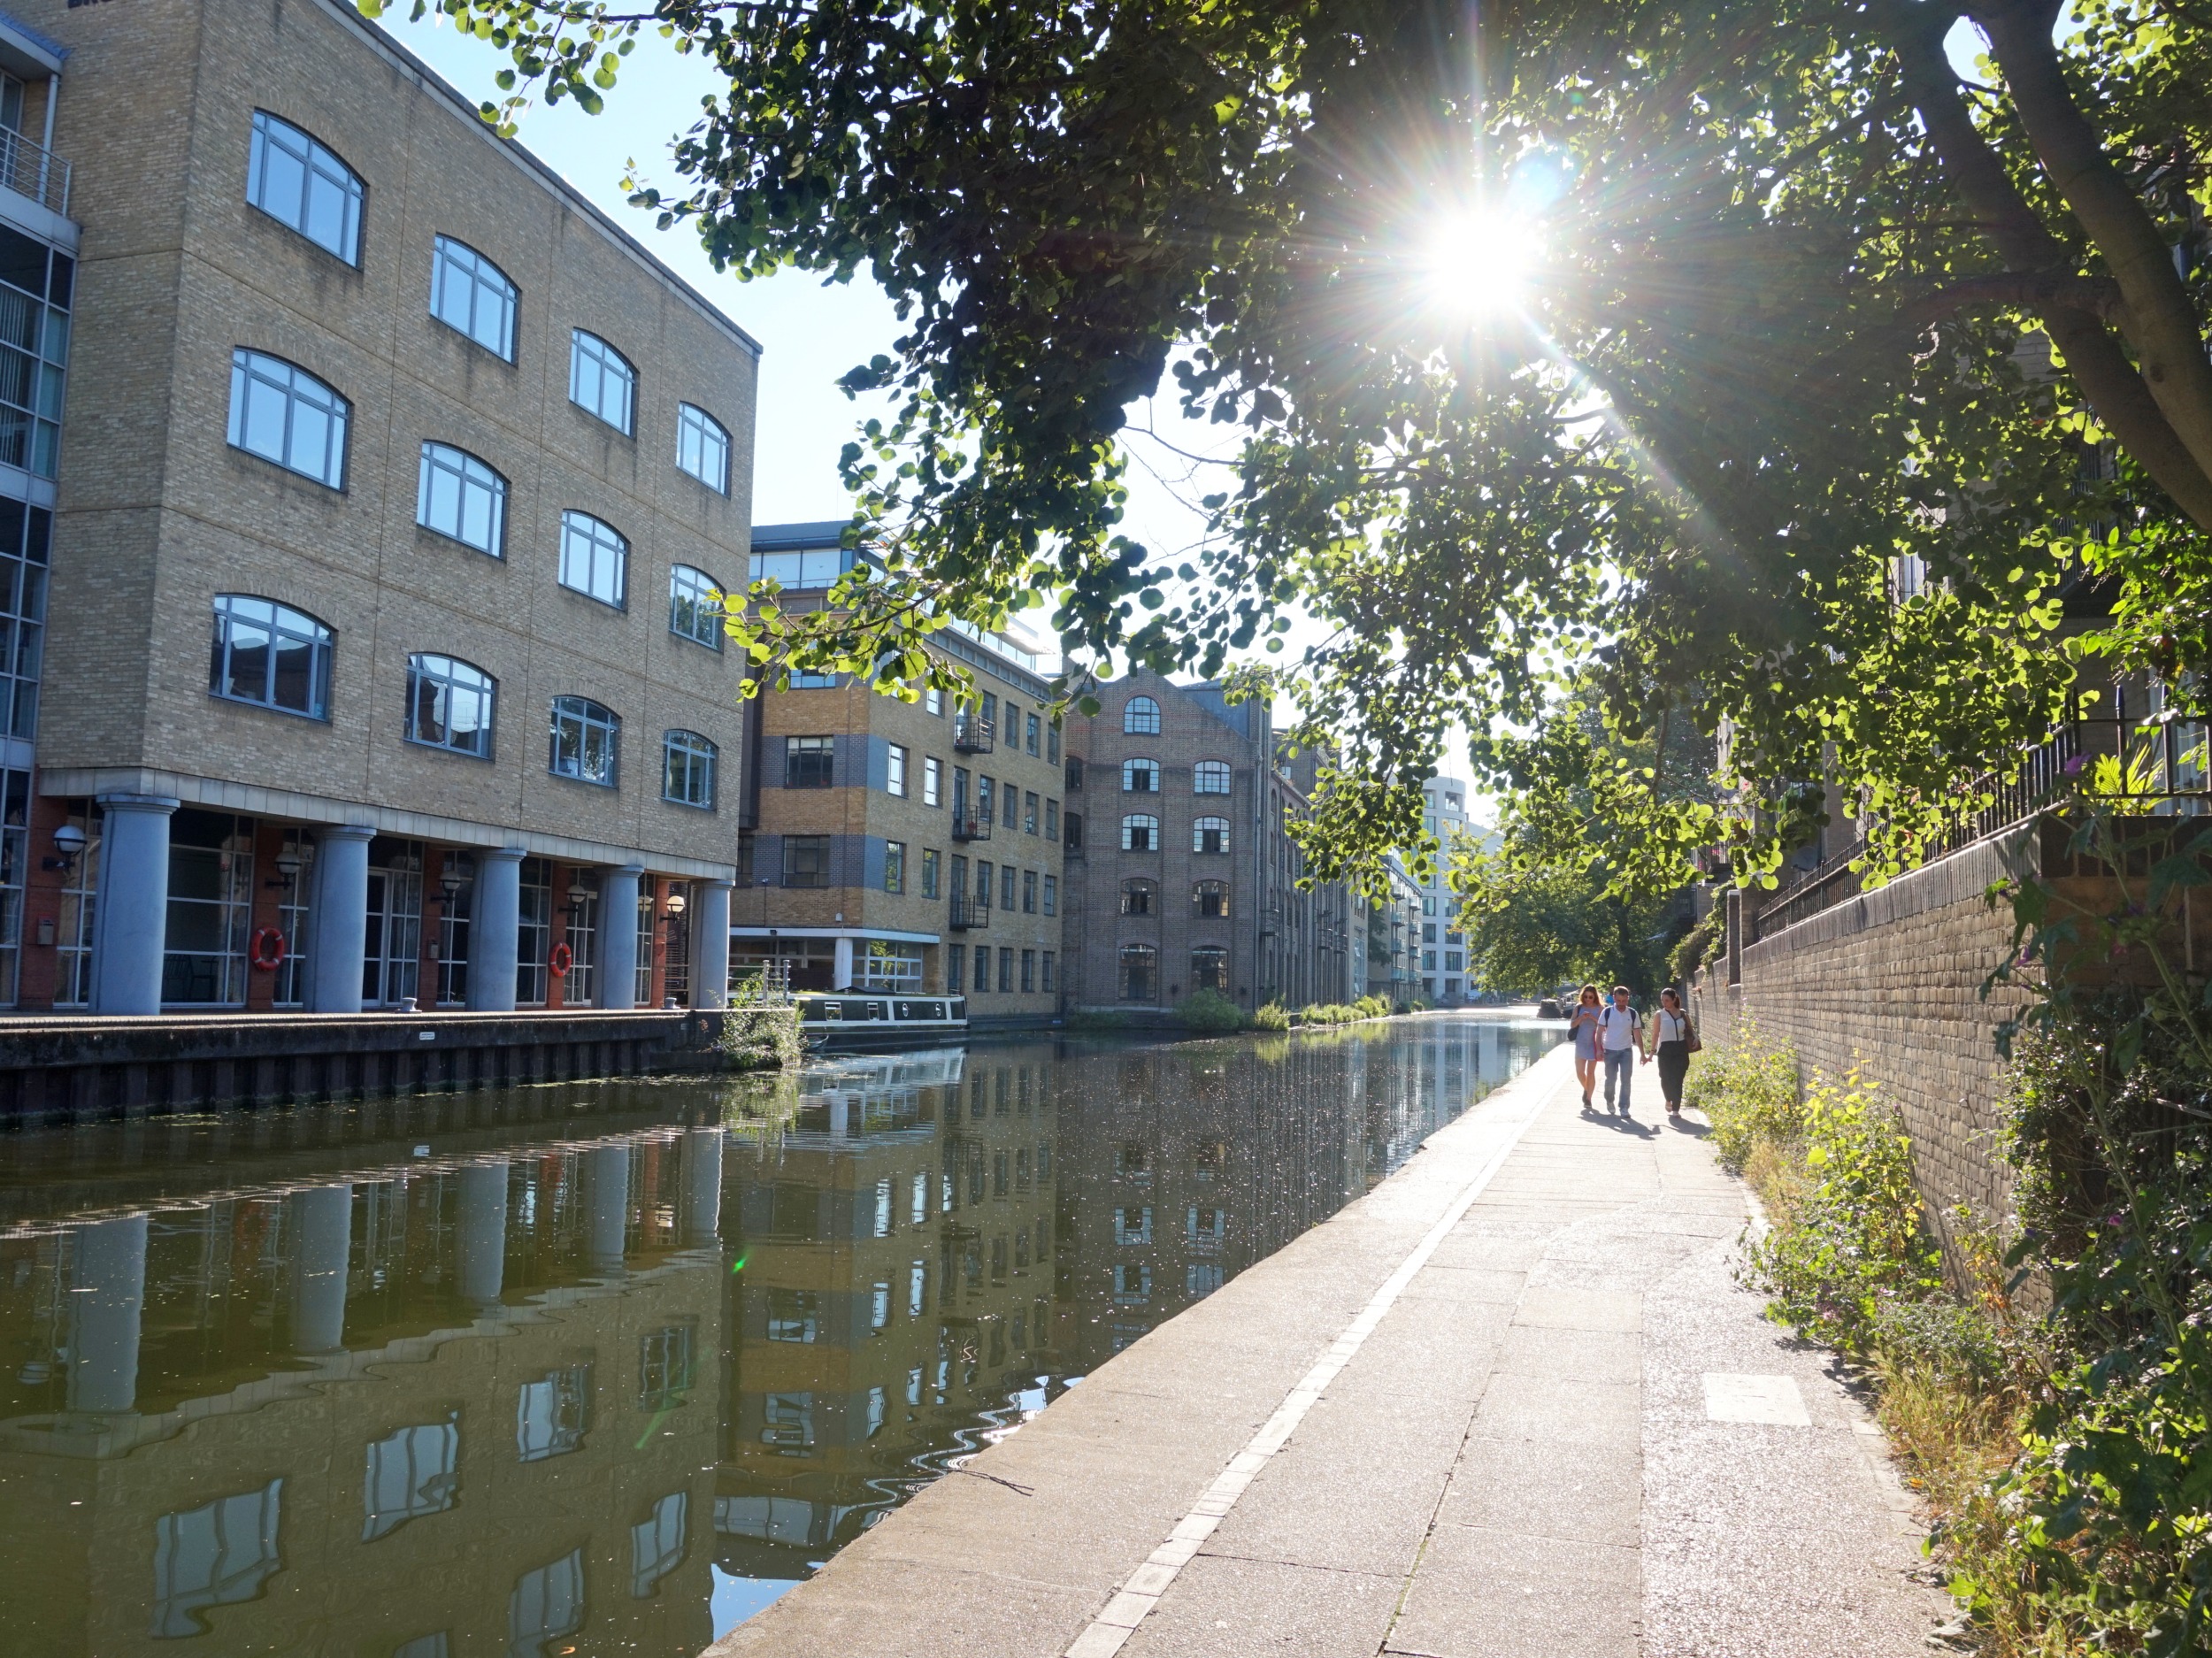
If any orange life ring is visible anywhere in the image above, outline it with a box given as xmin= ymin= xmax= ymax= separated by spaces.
xmin=549 ymin=940 xmax=573 ymax=979
xmin=250 ymin=927 xmax=288 ymax=971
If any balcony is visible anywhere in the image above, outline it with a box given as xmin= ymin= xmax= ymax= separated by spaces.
xmin=953 ymin=716 xmax=995 ymax=754
xmin=951 ymin=816 xmax=991 ymax=843
xmin=949 ymin=895 xmax=990 ymax=930
xmin=0 ymin=127 xmax=68 ymax=217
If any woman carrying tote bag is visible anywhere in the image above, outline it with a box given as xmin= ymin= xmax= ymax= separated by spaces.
xmin=1648 ymin=987 xmax=1699 ymax=1117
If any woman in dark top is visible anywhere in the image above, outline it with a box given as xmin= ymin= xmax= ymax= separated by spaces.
xmin=1648 ymin=987 xmax=1695 ymax=1117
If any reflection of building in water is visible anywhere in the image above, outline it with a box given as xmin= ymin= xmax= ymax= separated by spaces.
xmin=0 ymin=1125 xmax=725 ymax=1657
xmin=716 ymin=1046 xmax=1062 ymax=1580
xmin=1051 ymin=1044 xmax=1368 ymax=1368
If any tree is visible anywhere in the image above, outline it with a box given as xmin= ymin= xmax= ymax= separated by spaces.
xmin=378 ymin=0 xmax=2212 ymax=890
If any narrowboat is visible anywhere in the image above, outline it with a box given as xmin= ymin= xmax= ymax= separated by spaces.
xmin=795 ymin=991 xmax=970 ymax=1049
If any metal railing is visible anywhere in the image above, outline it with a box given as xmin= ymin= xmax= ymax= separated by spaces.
xmin=949 ymin=895 xmax=990 ymax=930
xmin=953 ymin=716 xmax=995 ymax=754
xmin=0 ymin=127 xmax=69 ymax=217
xmin=951 ymin=816 xmax=991 ymax=842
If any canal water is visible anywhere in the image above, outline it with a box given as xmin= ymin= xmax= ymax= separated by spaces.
xmin=0 ymin=1011 xmax=1563 ymax=1657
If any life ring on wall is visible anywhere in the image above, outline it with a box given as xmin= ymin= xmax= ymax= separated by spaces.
xmin=549 ymin=940 xmax=573 ymax=979
xmin=250 ymin=927 xmax=288 ymax=971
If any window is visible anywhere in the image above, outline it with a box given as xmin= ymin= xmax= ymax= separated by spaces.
xmin=1064 ymin=811 xmax=1083 ymax=849
xmin=1042 ymin=950 xmax=1055 ymax=993
xmin=1194 ymin=759 xmax=1232 ymax=795
xmin=1122 ymin=814 xmax=1159 ymax=852
xmin=782 ymin=835 xmax=831 ymax=887
xmin=1021 ymin=949 xmax=1036 ymax=992
xmin=1044 ymin=800 xmax=1059 ymax=841
xmin=1002 ymin=778 xmax=1019 ymax=827
xmin=1025 ymin=712 xmax=1041 ymax=756
xmin=1042 ymin=874 xmax=1056 ymax=916
xmin=227 ymin=349 xmax=349 ymax=487
xmin=1124 ymin=695 xmax=1162 ymax=735
xmin=516 ymin=1366 xmax=593 ymax=1461
xmin=1000 ymin=863 xmax=1017 ymax=910
xmin=631 ymin=1493 xmax=688 ymax=1600
xmin=1047 ymin=724 xmax=1061 ymax=764
xmin=921 ymin=848 xmax=941 ymax=899
xmin=974 ymin=944 xmax=991 ymax=992
xmin=0 ymin=231 xmax=68 ymax=480
xmin=675 ymin=403 xmax=729 ymax=492
xmin=1114 ymin=1263 xmax=1151 ymax=1303
xmin=1120 ymin=879 xmax=1155 ymax=916
xmin=209 ymin=595 xmax=332 ymax=718
xmin=977 ymin=775 xmax=995 ymax=823
xmin=518 ymin=857 xmax=552 ymax=1005
xmin=767 ymin=1287 xmax=820 ymax=1342
xmin=785 ymin=735 xmax=834 ymax=788
xmin=1193 ymin=879 xmax=1230 ymax=918
xmin=1423 ymin=922 xmax=1437 ymax=943
xmin=151 ymin=1481 xmax=285 ymax=1640
xmin=884 ymin=841 xmax=906 ymax=894
xmin=1120 ymin=942 xmax=1157 ymax=1001
xmin=887 ymin=743 xmax=909 ymax=797
xmin=1024 ymin=792 xmax=1039 ymax=833
xmin=570 ymin=329 xmax=636 ymax=434
xmin=667 ymin=565 xmax=724 ymax=649
xmin=246 ymin=111 xmax=364 ymax=264
xmin=363 ymin=1416 xmax=460 ymax=1542
xmin=975 ymin=860 xmax=993 ymax=907
xmin=558 ymin=510 xmax=627 ymax=609
xmin=662 ymin=729 xmax=717 ymax=808
xmin=761 ymin=1391 xmax=815 ymax=1449
xmin=1122 ymin=757 xmax=1159 ymax=793
xmin=1191 ymin=945 xmax=1229 ymax=993
xmin=1022 ymin=870 xmax=1037 ymax=913
xmin=415 ymin=442 xmax=506 ymax=557
xmin=428 ymin=236 xmax=517 ymax=360
xmin=998 ymin=946 xmax=1014 ymax=992
xmin=1446 ymin=950 xmax=1463 ymax=972
xmin=405 ymin=654 xmax=495 ymax=758
xmin=923 ymin=756 xmax=942 ymax=807
xmin=1194 ymin=816 xmax=1231 ymax=855
xmin=509 ymin=1550 xmax=585 ymax=1656
xmin=548 ymin=695 xmax=618 ymax=787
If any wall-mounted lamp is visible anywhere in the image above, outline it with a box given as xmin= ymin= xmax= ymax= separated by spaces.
xmin=266 ymin=848 xmax=304 ymax=891
xmin=664 ymin=889 xmax=687 ymax=918
xmin=439 ymin=866 xmax=465 ymax=905
xmin=42 ymin=823 xmax=87 ymax=875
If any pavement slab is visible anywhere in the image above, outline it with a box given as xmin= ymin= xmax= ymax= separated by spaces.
xmin=705 ymin=1034 xmax=1951 ymax=1658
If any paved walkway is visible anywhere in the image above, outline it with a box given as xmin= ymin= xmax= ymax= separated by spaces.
xmin=708 ymin=1040 xmax=1948 ymax=1658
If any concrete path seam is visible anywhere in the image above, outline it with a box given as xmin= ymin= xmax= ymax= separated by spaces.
xmin=1059 ymin=1059 xmax=1565 ymax=1658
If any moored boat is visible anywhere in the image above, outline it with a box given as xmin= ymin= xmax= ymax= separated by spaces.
xmin=795 ymin=991 xmax=970 ymax=1048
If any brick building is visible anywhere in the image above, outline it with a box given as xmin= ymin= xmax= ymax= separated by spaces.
xmin=740 ymin=522 xmax=1065 ymax=1026
xmin=1060 ymin=672 xmax=1350 ymax=1018
xmin=1 ymin=0 xmax=757 ymax=1015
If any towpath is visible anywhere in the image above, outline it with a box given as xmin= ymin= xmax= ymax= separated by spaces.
xmin=707 ymin=1038 xmax=1949 ymax=1658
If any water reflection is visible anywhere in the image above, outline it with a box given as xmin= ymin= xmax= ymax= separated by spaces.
xmin=0 ymin=1015 xmax=1561 ymax=1655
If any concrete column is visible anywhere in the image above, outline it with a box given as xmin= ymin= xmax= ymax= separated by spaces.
xmin=597 ymin=864 xmax=645 ymax=1010
xmin=833 ymin=935 xmax=855 ymax=992
xmin=457 ymin=1162 xmax=509 ymax=1308
xmin=680 ymin=1128 xmax=723 ymax=1247
xmin=66 ymin=1216 xmax=147 ymax=1414
xmin=289 ymin=1184 xmax=352 ymax=1355
xmin=469 ymin=848 xmax=526 ymax=1013
xmin=695 ymin=880 xmax=733 ymax=1009
xmin=307 ymin=825 xmax=376 ymax=1014
xmin=586 ymin=1144 xmax=631 ymax=1272
xmin=89 ymin=794 xmax=179 ymax=1016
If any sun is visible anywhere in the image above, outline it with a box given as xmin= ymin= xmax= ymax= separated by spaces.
xmin=1417 ymin=206 xmax=1535 ymax=320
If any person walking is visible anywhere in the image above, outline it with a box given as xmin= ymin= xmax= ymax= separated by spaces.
xmin=1568 ymin=984 xmax=1603 ymax=1110
xmin=1649 ymin=987 xmax=1697 ymax=1117
xmin=1596 ymin=984 xmax=1644 ymax=1117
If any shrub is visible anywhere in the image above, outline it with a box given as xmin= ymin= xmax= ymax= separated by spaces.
xmin=1176 ymin=988 xmax=1249 ymax=1032
xmin=1066 ymin=1009 xmax=1130 ymax=1031
xmin=1251 ymin=1002 xmax=1290 ymax=1032
xmin=1683 ymin=1023 xmax=1804 ymax=1172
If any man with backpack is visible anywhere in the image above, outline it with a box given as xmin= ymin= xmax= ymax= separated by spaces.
xmin=1596 ymin=984 xmax=1646 ymax=1117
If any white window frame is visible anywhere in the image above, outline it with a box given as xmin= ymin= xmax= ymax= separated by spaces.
xmin=887 ymin=743 xmax=909 ymax=798
xmin=667 ymin=564 xmax=723 ymax=649
xmin=1193 ymin=759 xmax=1232 ymax=795
xmin=923 ymin=755 xmax=941 ymax=807
xmin=1121 ymin=813 xmax=1159 ymax=852
xmin=675 ymin=402 xmax=729 ymax=492
xmin=661 ymin=728 xmax=717 ymax=809
xmin=549 ymin=695 xmax=619 ymax=788
xmin=405 ymin=653 xmax=496 ymax=759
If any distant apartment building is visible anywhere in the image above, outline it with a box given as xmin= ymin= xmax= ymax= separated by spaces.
xmin=1060 ymin=672 xmax=1349 ymax=1017
xmin=1413 ymin=775 xmax=1497 ymax=1004
xmin=740 ymin=522 xmax=1064 ymax=1025
xmin=1355 ymin=851 xmax=1421 ymax=1007
xmin=1 ymin=0 xmax=757 ymax=1016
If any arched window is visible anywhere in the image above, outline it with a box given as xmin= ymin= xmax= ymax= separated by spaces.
xmin=405 ymin=653 xmax=495 ymax=758
xmin=1121 ymin=813 xmax=1159 ymax=853
xmin=662 ymin=729 xmax=718 ymax=808
xmin=1190 ymin=946 xmax=1229 ymax=993
xmin=570 ymin=330 xmax=637 ymax=434
xmin=1193 ymin=879 xmax=1230 ymax=919
xmin=227 ymin=349 xmax=349 ymax=487
xmin=416 ymin=442 xmax=507 ymax=557
xmin=1121 ymin=756 xmax=1159 ymax=793
xmin=549 ymin=695 xmax=619 ymax=787
xmin=209 ymin=595 xmax=333 ymax=718
xmin=1194 ymin=816 xmax=1231 ymax=855
xmin=246 ymin=111 xmax=364 ymax=265
xmin=1119 ymin=943 xmax=1157 ymax=1002
xmin=1123 ymin=695 xmax=1162 ymax=735
xmin=558 ymin=510 xmax=628 ymax=610
xmin=676 ymin=403 xmax=730 ymax=493
xmin=668 ymin=564 xmax=724 ymax=649
xmin=1193 ymin=759 xmax=1232 ymax=795
xmin=428 ymin=235 xmax=518 ymax=360
xmin=1119 ymin=879 xmax=1156 ymax=917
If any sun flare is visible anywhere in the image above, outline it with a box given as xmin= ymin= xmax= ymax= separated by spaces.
xmin=1417 ymin=207 xmax=1535 ymax=320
